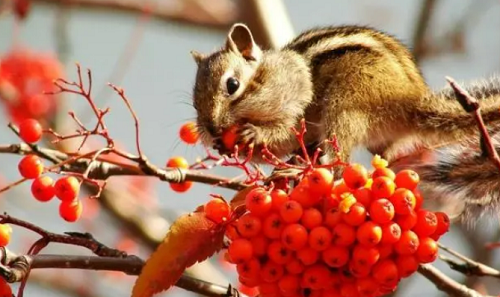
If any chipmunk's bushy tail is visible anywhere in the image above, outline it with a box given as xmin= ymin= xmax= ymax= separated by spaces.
xmin=389 ymin=131 xmax=500 ymax=226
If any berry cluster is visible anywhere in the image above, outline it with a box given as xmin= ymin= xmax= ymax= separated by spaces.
xmin=16 ymin=118 xmax=83 ymax=222
xmin=0 ymin=48 xmax=64 ymax=124
xmin=213 ymin=155 xmax=449 ymax=297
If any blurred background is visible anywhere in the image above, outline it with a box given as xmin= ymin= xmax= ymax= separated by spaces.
xmin=0 ymin=0 xmax=500 ymax=296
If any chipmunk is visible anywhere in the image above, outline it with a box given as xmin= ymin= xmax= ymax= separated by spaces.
xmin=190 ymin=23 xmax=500 ymax=223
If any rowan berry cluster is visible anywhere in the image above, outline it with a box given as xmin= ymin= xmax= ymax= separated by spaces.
xmin=16 ymin=118 xmax=83 ymax=223
xmin=0 ymin=48 xmax=64 ymax=124
xmin=210 ymin=155 xmax=449 ymax=297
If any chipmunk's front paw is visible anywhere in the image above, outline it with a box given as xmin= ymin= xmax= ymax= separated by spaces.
xmin=237 ymin=123 xmax=264 ymax=147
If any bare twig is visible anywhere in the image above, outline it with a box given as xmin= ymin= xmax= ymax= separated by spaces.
xmin=438 ymin=243 xmax=500 ymax=279
xmin=446 ymin=76 xmax=500 ymax=172
xmin=0 ymin=143 xmax=246 ymax=191
xmin=0 ymin=248 xmax=244 ymax=297
xmin=238 ymin=0 xmax=294 ymax=49
xmin=0 ymin=214 xmax=127 ymax=258
xmin=33 ymin=0 xmax=237 ymax=30
xmin=411 ymin=0 xmax=437 ymax=61
xmin=418 ymin=264 xmax=495 ymax=297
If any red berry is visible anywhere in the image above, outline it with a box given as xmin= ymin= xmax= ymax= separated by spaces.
xmin=250 ymin=235 xmax=268 ymax=257
xmin=237 ymin=213 xmax=262 ymax=237
xmin=301 ymin=208 xmax=323 ymax=229
xmin=371 ymin=176 xmax=396 ymax=199
xmin=342 ymin=202 xmax=367 ymax=226
xmin=289 ymin=181 xmax=319 ymax=208
xmin=380 ymin=222 xmax=401 ymax=245
xmin=59 ymin=199 xmax=83 ymax=222
xmin=18 ymin=154 xmax=44 ymax=179
xmin=434 ymin=211 xmax=450 ymax=236
xmin=356 ymin=277 xmax=380 ymax=297
xmin=309 ymin=226 xmax=333 ymax=251
xmin=271 ymin=189 xmax=289 ymax=211
xmin=261 ymin=261 xmax=284 ymax=283
xmin=166 ymin=156 xmax=189 ymax=168
xmin=296 ymin=247 xmax=319 ymax=266
xmin=281 ymin=223 xmax=308 ymax=251
xmin=371 ymin=167 xmax=396 ymax=180
xmin=412 ymin=210 xmax=438 ymax=237
xmin=0 ymin=224 xmax=12 ymax=246
xmin=169 ymin=181 xmax=193 ymax=193
xmin=322 ymin=245 xmax=349 ymax=268
xmin=372 ymin=259 xmax=399 ymax=285
xmin=237 ymin=257 xmax=261 ymax=279
xmin=54 ymin=176 xmax=80 ymax=201
xmin=390 ymin=188 xmax=416 ymax=215
xmin=0 ymin=277 xmax=12 ymax=297
xmin=267 ymin=240 xmax=293 ymax=264
xmin=394 ymin=210 xmax=418 ymax=231
xmin=301 ymin=264 xmax=331 ymax=290
xmin=285 ymin=258 xmax=305 ymax=275
xmin=415 ymin=237 xmax=438 ymax=263
xmin=353 ymin=188 xmax=372 ymax=207
xmin=343 ymin=164 xmax=369 ymax=189
xmin=394 ymin=169 xmax=420 ymax=190
xmin=369 ymin=198 xmax=395 ymax=224
xmin=394 ymin=230 xmax=419 ymax=255
xmin=395 ymin=255 xmax=419 ymax=278
xmin=356 ymin=221 xmax=382 ymax=247
xmin=262 ymin=213 xmax=284 ymax=239
xmin=228 ymin=239 xmax=253 ymax=264
xmin=278 ymin=274 xmax=300 ymax=294
xmin=221 ymin=125 xmax=242 ymax=151
xmin=245 ymin=187 xmax=272 ymax=217
xmin=306 ymin=168 xmax=334 ymax=195
xmin=352 ymin=244 xmax=380 ymax=266
xmin=179 ymin=122 xmax=199 ymax=144
xmin=280 ymin=200 xmax=303 ymax=223
xmin=332 ymin=223 xmax=356 ymax=247
xmin=31 ymin=175 xmax=55 ymax=202
xmin=205 ymin=198 xmax=231 ymax=223
xmin=19 ymin=118 xmax=42 ymax=143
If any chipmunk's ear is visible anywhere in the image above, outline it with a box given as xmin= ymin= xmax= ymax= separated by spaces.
xmin=190 ymin=50 xmax=205 ymax=65
xmin=225 ymin=23 xmax=262 ymax=61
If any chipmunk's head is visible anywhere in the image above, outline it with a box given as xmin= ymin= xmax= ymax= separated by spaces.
xmin=191 ymin=23 xmax=313 ymax=151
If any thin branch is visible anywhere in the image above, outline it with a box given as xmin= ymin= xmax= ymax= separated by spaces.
xmin=0 ymin=214 xmax=126 ymax=258
xmin=438 ymin=243 xmax=500 ymax=279
xmin=33 ymin=0 xmax=236 ymax=30
xmin=411 ymin=0 xmax=437 ymax=61
xmin=0 ymin=249 xmax=244 ymax=297
xmin=418 ymin=264 xmax=495 ymax=297
xmin=446 ymin=76 xmax=500 ymax=171
xmin=0 ymin=143 xmax=246 ymax=191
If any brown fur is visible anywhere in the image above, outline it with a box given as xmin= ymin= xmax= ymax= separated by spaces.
xmin=191 ymin=24 xmax=500 ymax=179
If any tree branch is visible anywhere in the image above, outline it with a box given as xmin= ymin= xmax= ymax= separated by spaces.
xmin=446 ymin=76 xmax=500 ymax=172
xmin=32 ymin=0 xmax=237 ymax=30
xmin=438 ymin=243 xmax=500 ymax=279
xmin=418 ymin=264 xmax=495 ymax=297
xmin=0 ymin=143 xmax=246 ymax=191
xmin=0 ymin=248 xmax=243 ymax=297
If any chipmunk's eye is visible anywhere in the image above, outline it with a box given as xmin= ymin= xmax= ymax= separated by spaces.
xmin=226 ymin=77 xmax=240 ymax=95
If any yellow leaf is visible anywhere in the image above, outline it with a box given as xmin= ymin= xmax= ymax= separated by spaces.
xmin=131 ymin=210 xmax=225 ymax=297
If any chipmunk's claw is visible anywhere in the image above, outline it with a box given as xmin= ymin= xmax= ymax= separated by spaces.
xmin=237 ymin=123 xmax=262 ymax=147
